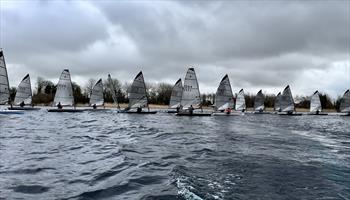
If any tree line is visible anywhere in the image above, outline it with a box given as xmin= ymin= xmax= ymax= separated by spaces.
xmin=8 ymin=77 xmax=342 ymax=110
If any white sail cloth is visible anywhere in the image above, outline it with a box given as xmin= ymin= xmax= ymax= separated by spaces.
xmin=280 ymin=85 xmax=294 ymax=112
xmin=180 ymin=68 xmax=201 ymax=109
xmin=340 ymin=89 xmax=350 ymax=113
xmin=53 ymin=69 xmax=74 ymax=106
xmin=0 ymin=50 xmax=10 ymax=105
xmin=235 ymin=89 xmax=246 ymax=111
xmin=274 ymin=92 xmax=281 ymax=111
xmin=215 ymin=74 xmax=234 ymax=111
xmin=107 ymin=74 xmax=119 ymax=106
xmin=128 ymin=71 xmax=148 ymax=109
xmin=169 ymin=78 xmax=182 ymax=109
xmin=310 ymin=90 xmax=322 ymax=113
xmin=254 ymin=90 xmax=265 ymax=111
xmin=89 ymin=78 xmax=104 ymax=106
xmin=14 ymin=74 xmax=32 ymax=105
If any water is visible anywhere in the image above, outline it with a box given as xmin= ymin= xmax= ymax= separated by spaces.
xmin=1 ymin=109 xmax=350 ymax=200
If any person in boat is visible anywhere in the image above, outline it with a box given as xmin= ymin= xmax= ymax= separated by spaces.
xmin=57 ymin=102 xmax=63 ymax=109
xmin=316 ymin=110 xmax=319 ymax=115
xmin=8 ymin=97 xmax=13 ymax=109
xmin=92 ymin=104 xmax=97 ymax=109
xmin=189 ymin=105 xmax=194 ymax=115
xmin=225 ymin=107 xmax=232 ymax=114
xmin=20 ymin=101 xmax=25 ymax=108
xmin=176 ymin=106 xmax=180 ymax=113
xmin=137 ymin=106 xmax=142 ymax=113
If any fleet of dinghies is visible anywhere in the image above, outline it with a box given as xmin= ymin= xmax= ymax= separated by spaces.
xmin=1 ymin=49 xmax=350 ymax=116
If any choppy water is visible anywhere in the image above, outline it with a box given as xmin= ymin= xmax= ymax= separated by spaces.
xmin=1 ymin=109 xmax=350 ymax=200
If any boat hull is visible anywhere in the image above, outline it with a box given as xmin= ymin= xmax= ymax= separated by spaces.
xmin=306 ymin=113 xmax=328 ymax=115
xmin=47 ymin=109 xmax=84 ymax=113
xmin=8 ymin=107 xmax=41 ymax=111
xmin=125 ymin=111 xmax=157 ymax=114
xmin=167 ymin=110 xmax=178 ymax=113
xmin=277 ymin=112 xmax=302 ymax=116
xmin=212 ymin=112 xmax=242 ymax=116
xmin=84 ymin=108 xmax=110 ymax=112
xmin=176 ymin=112 xmax=211 ymax=116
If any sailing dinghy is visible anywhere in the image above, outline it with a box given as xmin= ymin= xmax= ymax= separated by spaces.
xmin=212 ymin=75 xmax=240 ymax=116
xmin=235 ymin=89 xmax=246 ymax=113
xmin=107 ymin=74 xmax=120 ymax=110
xmin=253 ymin=90 xmax=268 ymax=114
xmin=8 ymin=74 xmax=40 ymax=111
xmin=176 ymin=68 xmax=211 ymax=116
xmin=85 ymin=78 xmax=108 ymax=111
xmin=0 ymin=50 xmax=23 ymax=114
xmin=277 ymin=85 xmax=301 ymax=115
xmin=47 ymin=69 xmax=83 ymax=112
xmin=124 ymin=71 xmax=157 ymax=114
xmin=308 ymin=90 xmax=327 ymax=115
xmin=167 ymin=78 xmax=182 ymax=113
xmin=339 ymin=89 xmax=350 ymax=116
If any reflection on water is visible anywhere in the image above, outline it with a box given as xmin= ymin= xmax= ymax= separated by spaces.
xmin=1 ymin=109 xmax=350 ymax=199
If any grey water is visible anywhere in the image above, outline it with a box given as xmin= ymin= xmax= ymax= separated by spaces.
xmin=1 ymin=109 xmax=350 ymax=200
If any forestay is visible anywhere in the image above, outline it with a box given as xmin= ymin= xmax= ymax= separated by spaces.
xmin=340 ymin=89 xmax=350 ymax=113
xmin=274 ymin=92 xmax=281 ymax=111
xmin=235 ymin=89 xmax=246 ymax=111
xmin=254 ymin=90 xmax=265 ymax=111
xmin=169 ymin=78 xmax=182 ymax=109
xmin=14 ymin=74 xmax=32 ymax=105
xmin=310 ymin=90 xmax=322 ymax=113
xmin=280 ymin=85 xmax=294 ymax=112
xmin=180 ymin=68 xmax=201 ymax=109
xmin=107 ymin=74 xmax=119 ymax=106
xmin=128 ymin=71 xmax=148 ymax=109
xmin=89 ymin=78 xmax=104 ymax=106
xmin=215 ymin=74 xmax=234 ymax=111
xmin=0 ymin=50 xmax=10 ymax=105
xmin=53 ymin=69 xmax=74 ymax=106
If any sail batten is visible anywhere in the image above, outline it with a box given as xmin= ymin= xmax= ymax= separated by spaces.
xmin=180 ymin=68 xmax=201 ymax=109
xmin=89 ymin=78 xmax=104 ymax=106
xmin=53 ymin=69 xmax=74 ymax=106
xmin=280 ymin=85 xmax=295 ymax=112
xmin=0 ymin=50 xmax=10 ymax=105
xmin=254 ymin=90 xmax=265 ymax=111
xmin=14 ymin=74 xmax=32 ymax=105
xmin=128 ymin=71 xmax=148 ymax=109
xmin=310 ymin=90 xmax=322 ymax=113
xmin=340 ymin=89 xmax=350 ymax=113
xmin=215 ymin=74 xmax=234 ymax=111
xmin=235 ymin=89 xmax=246 ymax=111
xmin=169 ymin=78 xmax=182 ymax=108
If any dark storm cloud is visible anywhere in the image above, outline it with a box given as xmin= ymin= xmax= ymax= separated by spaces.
xmin=1 ymin=0 xmax=349 ymax=97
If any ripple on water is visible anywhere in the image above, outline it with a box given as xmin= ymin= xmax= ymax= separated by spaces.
xmin=11 ymin=185 xmax=50 ymax=194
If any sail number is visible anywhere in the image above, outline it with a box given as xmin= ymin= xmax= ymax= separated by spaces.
xmin=183 ymin=85 xmax=192 ymax=92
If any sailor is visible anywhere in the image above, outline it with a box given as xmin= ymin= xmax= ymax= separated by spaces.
xmin=20 ymin=101 xmax=25 ymax=108
xmin=8 ymin=97 xmax=13 ymax=109
xmin=57 ymin=102 xmax=63 ymax=109
xmin=189 ymin=105 xmax=194 ymax=115
xmin=176 ymin=106 xmax=180 ymax=112
xmin=137 ymin=106 xmax=142 ymax=113
xmin=316 ymin=110 xmax=319 ymax=115
xmin=92 ymin=104 xmax=97 ymax=109
xmin=225 ymin=107 xmax=232 ymax=114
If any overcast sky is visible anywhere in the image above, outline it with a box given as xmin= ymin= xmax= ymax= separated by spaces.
xmin=1 ymin=0 xmax=349 ymax=98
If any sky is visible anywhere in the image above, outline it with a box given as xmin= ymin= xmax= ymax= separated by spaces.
xmin=1 ymin=0 xmax=349 ymax=99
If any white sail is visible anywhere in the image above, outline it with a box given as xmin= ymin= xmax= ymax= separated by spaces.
xmin=254 ymin=90 xmax=265 ymax=111
xmin=53 ymin=69 xmax=74 ymax=106
xmin=0 ymin=50 xmax=10 ymax=105
xmin=274 ymin=92 xmax=281 ymax=111
xmin=180 ymin=68 xmax=202 ymax=109
xmin=340 ymin=89 xmax=350 ymax=113
xmin=89 ymin=78 xmax=104 ymax=106
xmin=169 ymin=78 xmax=182 ymax=109
xmin=235 ymin=89 xmax=246 ymax=111
xmin=14 ymin=74 xmax=32 ymax=105
xmin=280 ymin=85 xmax=294 ymax=112
xmin=128 ymin=71 xmax=148 ymax=109
xmin=215 ymin=74 xmax=234 ymax=111
xmin=310 ymin=90 xmax=322 ymax=113
xmin=107 ymin=74 xmax=119 ymax=106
